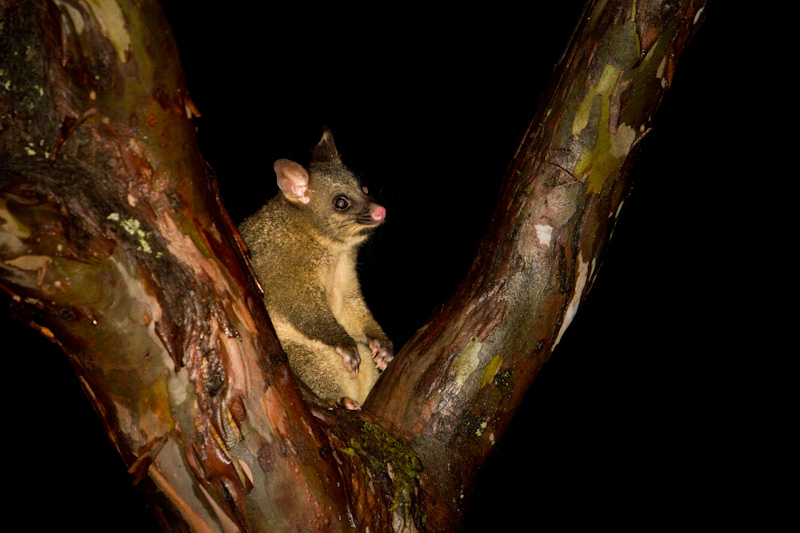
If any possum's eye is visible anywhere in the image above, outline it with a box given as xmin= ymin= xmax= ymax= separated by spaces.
xmin=333 ymin=195 xmax=351 ymax=211
xmin=362 ymin=186 xmax=369 ymax=195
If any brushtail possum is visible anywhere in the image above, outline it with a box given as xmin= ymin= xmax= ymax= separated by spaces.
xmin=239 ymin=128 xmax=393 ymax=408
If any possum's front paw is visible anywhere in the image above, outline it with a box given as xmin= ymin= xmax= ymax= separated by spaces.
xmin=368 ymin=337 xmax=394 ymax=371
xmin=335 ymin=344 xmax=361 ymax=375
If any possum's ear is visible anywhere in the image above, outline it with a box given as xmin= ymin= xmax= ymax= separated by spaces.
xmin=274 ymin=159 xmax=311 ymax=204
xmin=311 ymin=126 xmax=341 ymax=165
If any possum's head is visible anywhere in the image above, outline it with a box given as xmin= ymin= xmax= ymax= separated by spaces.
xmin=274 ymin=128 xmax=386 ymax=246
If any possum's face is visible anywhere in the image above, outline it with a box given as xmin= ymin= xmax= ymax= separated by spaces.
xmin=307 ymin=162 xmax=386 ymax=246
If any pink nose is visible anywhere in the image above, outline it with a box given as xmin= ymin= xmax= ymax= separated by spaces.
xmin=372 ymin=205 xmax=386 ymax=221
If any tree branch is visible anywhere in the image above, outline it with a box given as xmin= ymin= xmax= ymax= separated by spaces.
xmin=1 ymin=1 xmax=354 ymax=530
xmin=366 ymin=1 xmax=708 ymax=527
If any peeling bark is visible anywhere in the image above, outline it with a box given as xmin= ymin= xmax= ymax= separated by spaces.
xmin=0 ymin=1 xmax=707 ymax=531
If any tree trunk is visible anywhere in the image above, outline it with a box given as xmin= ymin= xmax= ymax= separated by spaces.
xmin=0 ymin=0 xmax=707 ymax=531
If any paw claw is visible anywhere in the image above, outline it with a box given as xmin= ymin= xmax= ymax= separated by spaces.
xmin=335 ymin=345 xmax=360 ymax=374
xmin=368 ymin=337 xmax=394 ymax=371
xmin=337 ymin=397 xmax=361 ymax=410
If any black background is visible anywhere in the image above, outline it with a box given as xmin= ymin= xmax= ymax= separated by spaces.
xmin=5 ymin=3 xmax=772 ymax=531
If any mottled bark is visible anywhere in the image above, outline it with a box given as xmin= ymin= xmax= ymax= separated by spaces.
xmin=0 ymin=0 xmax=707 ymax=531
xmin=367 ymin=2 xmax=708 ymax=527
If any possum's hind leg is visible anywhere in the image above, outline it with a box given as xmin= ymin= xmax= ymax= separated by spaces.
xmin=278 ymin=333 xmax=378 ymax=408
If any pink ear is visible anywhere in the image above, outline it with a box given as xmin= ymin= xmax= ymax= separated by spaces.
xmin=274 ymin=159 xmax=311 ymax=204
